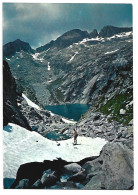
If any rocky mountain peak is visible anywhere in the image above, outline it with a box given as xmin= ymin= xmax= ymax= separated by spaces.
xmin=3 ymin=39 xmax=34 ymax=58
xmin=14 ymin=38 xmax=23 ymax=43
xmin=60 ymin=29 xmax=89 ymax=39
xmin=36 ymin=29 xmax=90 ymax=52
xmin=99 ymin=25 xmax=132 ymax=37
xmin=89 ymin=29 xmax=99 ymax=38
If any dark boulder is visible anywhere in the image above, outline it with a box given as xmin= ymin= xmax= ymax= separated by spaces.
xmin=15 ymin=179 xmax=30 ymax=189
xmin=41 ymin=172 xmax=58 ymax=187
xmin=11 ymin=162 xmax=46 ymax=188
xmin=68 ymin=170 xmax=86 ymax=182
xmin=11 ymin=158 xmax=69 ymax=188
xmin=31 ymin=179 xmax=43 ymax=189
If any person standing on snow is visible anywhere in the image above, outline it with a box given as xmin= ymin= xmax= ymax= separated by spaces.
xmin=73 ymin=129 xmax=78 ymax=145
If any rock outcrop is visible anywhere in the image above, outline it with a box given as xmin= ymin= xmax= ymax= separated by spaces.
xmin=3 ymin=60 xmax=31 ymax=130
xmin=64 ymin=163 xmax=83 ymax=174
xmin=10 ymin=157 xmax=100 ymax=189
xmin=89 ymin=29 xmax=99 ymax=38
xmin=83 ymin=142 xmax=133 ymax=190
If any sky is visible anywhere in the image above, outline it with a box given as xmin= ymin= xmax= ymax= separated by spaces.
xmin=3 ymin=3 xmax=132 ymax=49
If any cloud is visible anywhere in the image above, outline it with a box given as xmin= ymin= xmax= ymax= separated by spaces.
xmin=3 ymin=3 xmax=132 ymax=48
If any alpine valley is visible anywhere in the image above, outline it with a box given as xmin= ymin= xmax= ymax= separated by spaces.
xmin=3 ymin=25 xmax=133 ymax=190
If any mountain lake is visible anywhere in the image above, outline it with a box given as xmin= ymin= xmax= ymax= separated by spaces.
xmin=45 ymin=104 xmax=91 ymax=121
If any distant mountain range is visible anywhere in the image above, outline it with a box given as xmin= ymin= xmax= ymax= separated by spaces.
xmin=3 ymin=25 xmax=132 ymax=57
xmin=3 ymin=25 xmax=133 ymax=125
xmin=36 ymin=25 xmax=132 ymax=52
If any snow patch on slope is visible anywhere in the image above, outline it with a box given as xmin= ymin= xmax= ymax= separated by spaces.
xmin=49 ymin=111 xmax=55 ymax=116
xmin=62 ymin=118 xmax=76 ymax=124
xmin=32 ymin=53 xmax=39 ymax=60
xmin=3 ymin=123 xmax=107 ymax=179
xmin=48 ymin=62 xmax=51 ymax=70
xmin=22 ymin=93 xmax=40 ymax=110
xmin=68 ymin=52 xmax=78 ymax=62
xmin=80 ymin=37 xmax=104 ymax=44
xmin=32 ymin=53 xmax=44 ymax=62
xmin=6 ymin=58 xmax=10 ymax=61
xmin=105 ymin=49 xmax=119 ymax=55
xmin=107 ymin=31 xmax=132 ymax=40
xmin=73 ymin=31 xmax=132 ymax=47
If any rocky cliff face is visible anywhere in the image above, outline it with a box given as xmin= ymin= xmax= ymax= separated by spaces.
xmin=3 ymin=60 xmax=31 ymax=129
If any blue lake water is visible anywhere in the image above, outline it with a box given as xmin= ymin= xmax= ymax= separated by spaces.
xmin=45 ymin=104 xmax=91 ymax=121
xmin=45 ymin=130 xmax=70 ymax=141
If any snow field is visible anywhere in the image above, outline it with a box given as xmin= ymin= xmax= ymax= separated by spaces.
xmin=3 ymin=123 xmax=107 ymax=179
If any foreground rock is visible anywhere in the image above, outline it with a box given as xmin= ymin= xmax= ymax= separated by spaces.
xmin=15 ymin=179 xmax=30 ymax=189
xmin=64 ymin=163 xmax=83 ymax=174
xmin=83 ymin=142 xmax=133 ymax=190
xmin=11 ymin=158 xmax=89 ymax=189
xmin=68 ymin=170 xmax=86 ymax=182
xmin=41 ymin=171 xmax=58 ymax=187
xmin=10 ymin=141 xmax=133 ymax=190
xmin=32 ymin=179 xmax=42 ymax=189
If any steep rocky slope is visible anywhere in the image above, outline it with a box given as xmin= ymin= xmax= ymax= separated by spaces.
xmin=3 ymin=60 xmax=75 ymax=137
xmin=3 ymin=60 xmax=31 ymax=129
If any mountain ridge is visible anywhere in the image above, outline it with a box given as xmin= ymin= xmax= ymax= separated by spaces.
xmin=36 ymin=25 xmax=132 ymax=52
xmin=3 ymin=25 xmax=132 ymax=56
xmin=3 ymin=25 xmax=133 ymax=125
